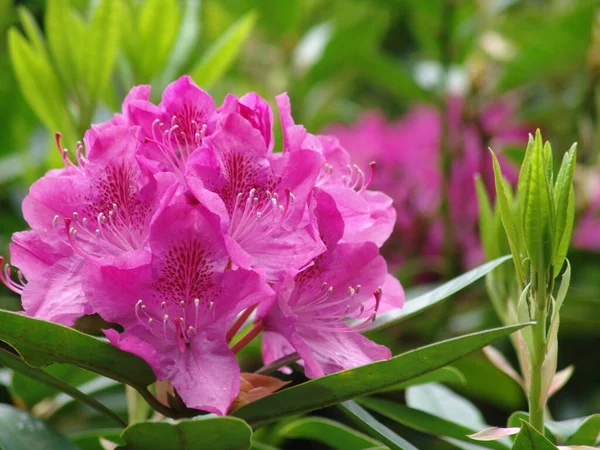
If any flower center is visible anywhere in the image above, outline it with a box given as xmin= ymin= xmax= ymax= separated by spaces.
xmin=229 ymin=188 xmax=295 ymax=245
xmin=318 ymin=161 xmax=376 ymax=192
xmin=143 ymin=116 xmax=207 ymax=179
xmin=134 ymin=297 xmax=215 ymax=353
xmin=294 ymin=283 xmax=382 ymax=333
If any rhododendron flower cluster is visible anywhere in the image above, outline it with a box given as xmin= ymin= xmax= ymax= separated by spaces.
xmin=0 ymin=76 xmax=404 ymax=415
xmin=573 ymin=166 xmax=600 ymax=251
xmin=325 ymin=98 xmax=529 ymax=275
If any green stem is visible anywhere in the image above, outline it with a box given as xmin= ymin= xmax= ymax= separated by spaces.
xmin=439 ymin=0 xmax=458 ymax=278
xmin=528 ymin=270 xmax=548 ymax=433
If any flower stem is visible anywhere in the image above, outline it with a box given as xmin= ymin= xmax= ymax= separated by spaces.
xmin=231 ymin=321 xmax=264 ymax=354
xmin=528 ymin=270 xmax=549 ymax=433
xmin=255 ymin=352 xmax=300 ymax=375
xmin=226 ymin=304 xmax=258 ymax=343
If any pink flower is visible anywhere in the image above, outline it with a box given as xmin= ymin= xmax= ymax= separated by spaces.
xmin=275 ymin=93 xmax=397 ymax=249
xmin=120 ymin=76 xmax=217 ymax=181
xmin=1 ymin=125 xmax=174 ymax=325
xmin=83 ymin=198 xmax=274 ymax=414
xmin=325 ymin=97 xmax=530 ymax=274
xmin=261 ymin=190 xmax=404 ymax=378
xmin=187 ymin=112 xmax=326 ymax=281
xmin=2 ymin=76 xmax=405 ymax=411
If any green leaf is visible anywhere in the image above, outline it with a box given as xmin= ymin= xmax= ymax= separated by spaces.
xmin=190 ymin=11 xmax=257 ymax=89
xmin=369 ymin=255 xmax=511 ymax=333
xmin=17 ymin=6 xmax=47 ymax=55
xmin=70 ymin=429 xmax=124 ymax=450
xmin=475 ymin=175 xmax=498 ymax=260
xmin=46 ymin=0 xmax=82 ymax=87
xmin=552 ymin=144 xmax=577 ymax=277
xmin=491 ymin=151 xmax=525 ymax=281
xmin=565 ymin=414 xmax=600 ymax=446
xmin=406 ymin=383 xmax=487 ymax=431
xmin=0 ymin=348 xmax=126 ymax=427
xmin=340 ymin=400 xmax=419 ymax=450
xmin=86 ymin=0 xmax=122 ymax=101
xmin=278 ymin=416 xmax=382 ymax=450
xmin=12 ymin=361 xmax=97 ymax=408
xmin=0 ymin=404 xmax=78 ymax=450
xmin=118 ymin=415 xmax=253 ymax=450
xmin=522 ymin=130 xmax=553 ymax=271
xmin=234 ymin=323 xmax=531 ymax=426
xmin=497 ymin=4 xmax=596 ymax=91
xmin=0 ymin=310 xmax=155 ymax=388
xmin=358 ymin=397 xmax=509 ymax=450
xmin=512 ymin=421 xmax=559 ymax=450
xmin=382 ymin=367 xmax=465 ymax=392
xmin=135 ymin=0 xmax=181 ymax=81
xmin=8 ymin=28 xmax=75 ymax=142
xmin=355 ymin=51 xmax=430 ymax=102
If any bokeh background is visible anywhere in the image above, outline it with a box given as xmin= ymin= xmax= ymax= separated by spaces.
xmin=0 ymin=0 xmax=599 ymax=448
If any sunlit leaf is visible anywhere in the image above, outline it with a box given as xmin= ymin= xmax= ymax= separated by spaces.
xmin=86 ymin=0 xmax=122 ymax=101
xmin=191 ymin=11 xmax=257 ymax=89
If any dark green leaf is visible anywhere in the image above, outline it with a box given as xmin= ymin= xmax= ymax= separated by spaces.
xmin=358 ymin=397 xmax=509 ymax=450
xmin=0 ymin=404 xmax=78 ymax=450
xmin=513 ymin=421 xmax=559 ymax=450
xmin=70 ymin=428 xmax=124 ymax=450
xmin=234 ymin=323 xmax=531 ymax=426
xmin=12 ymin=362 xmax=96 ymax=408
xmin=355 ymin=52 xmax=430 ymax=102
xmin=0 ymin=347 xmax=126 ymax=427
xmin=191 ymin=11 xmax=257 ymax=89
xmin=0 ymin=310 xmax=155 ymax=388
xmin=370 ymin=256 xmax=512 ymax=333
xmin=383 ymin=367 xmax=465 ymax=392
xmin=278 ymin=416 xmax=382 ymax=450
xmin=118 ymin=415 xmax=253 ymax=450
xmin=341 ymin=400 xmax=419 ymax=450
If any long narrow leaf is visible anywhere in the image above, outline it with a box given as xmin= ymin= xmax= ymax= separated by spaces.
xmin=278 ymin=416 xmax=383 ymax=450
xmin=234 ymin=323 xmax=531 ymax=426
xmin=0 ymin=310 xmax=155 ymax=388
xmin=0 ymin=348 xmax=125 ymax=427
xmin=341 ymin=400 xmax=419 ymax=450
xmin=191 ymin=11 xmax=257 ymax=89
xmin=369 ymin=256 xmax=511 ymax=333
xmin=359 ymin=397 xmax=509 ymax=450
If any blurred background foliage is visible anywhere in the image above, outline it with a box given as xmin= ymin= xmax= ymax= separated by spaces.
xmin=0 ymin=0 xmax=599 ymax=448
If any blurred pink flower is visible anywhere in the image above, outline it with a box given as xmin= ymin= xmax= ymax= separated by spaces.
xmin=573 ymin=167 xmax=600 ymax=251
xmin=325 ymin=97 xmax=530 ymax=276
